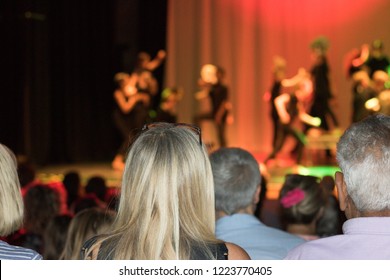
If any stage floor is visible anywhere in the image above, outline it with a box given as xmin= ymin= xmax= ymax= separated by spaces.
xmin=36 ymin=151 xmax=340 ymax=200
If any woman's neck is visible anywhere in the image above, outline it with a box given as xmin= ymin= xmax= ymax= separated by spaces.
xmin=286 ymin=223 xmax=316 ymax=236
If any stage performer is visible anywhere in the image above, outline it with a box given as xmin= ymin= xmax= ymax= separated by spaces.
xmin=308 ymin=36 xmax=339 ymax=131
xmin=195 ymin=64 xmax=232 ymax=150
xmin=264 ymin=74 xmax=321 ymax=165
xmin=111 ymin=72 xmax=150 ymax=171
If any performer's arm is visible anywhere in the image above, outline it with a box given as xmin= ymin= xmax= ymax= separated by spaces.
xmin=275 ymin=93 xmax=291 ymax=124
xmin=298 ymin=103 xmax=321 ymax=127
xmin=281 ymin=68 xmax=307 ymax=88
xmin=114 ymin=90 xmax=146 ymax=114
xmin=145 ymin=50 xmax=166 ymax=71
xmin=215 ymin=101 xmax=229 ymax=125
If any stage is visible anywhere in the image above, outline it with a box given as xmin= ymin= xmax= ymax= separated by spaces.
xmin=36 ymin=150 xmax=340 ymax=201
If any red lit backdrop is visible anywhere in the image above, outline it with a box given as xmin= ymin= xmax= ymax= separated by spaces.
xmin=166 ymin=0 xmax=390 ymax=156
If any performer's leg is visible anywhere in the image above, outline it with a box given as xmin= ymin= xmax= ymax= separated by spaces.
xmin=265 ymin=123 xmax=287 ymax=163
xmin=272 ymin=116 xmax=279 ymax=149
xmin=290 ymin=128 xmax=307 ymax=164
xmin=217 ymin=123 xmax=227 ymax=148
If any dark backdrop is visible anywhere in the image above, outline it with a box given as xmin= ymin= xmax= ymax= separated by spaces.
xmin=0 ymin=0 xmax=167 ymax=165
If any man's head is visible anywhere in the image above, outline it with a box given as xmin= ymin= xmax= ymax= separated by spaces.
xmin=209 ymin=147 xmax=261 ymax=215
xmin=335 ymin=114 xmax=390 ymax=218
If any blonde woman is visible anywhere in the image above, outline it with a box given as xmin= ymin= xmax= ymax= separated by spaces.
xmin=0 ymin=143 xmax=42 ymax=260
xmin=82 ymin=123 xmax=249 ymax=260
xmin=60 ymin=207 xmax=115 ymax=260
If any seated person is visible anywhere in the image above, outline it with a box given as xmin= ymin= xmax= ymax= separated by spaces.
xmin=286 ymin=115 xmax=390 ymax=259
xmin=279 ymin=174 xmax=326 ymax=241
xmin=0 ymin=143 xmax=42 ymax=260
xmin=210 ymin=147 xmax=305 ymax=259
xmin=82 ymin=123 xmax=250 ymax=260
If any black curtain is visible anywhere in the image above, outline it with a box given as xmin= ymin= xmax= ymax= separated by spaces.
xmin=0 ymin=0 xmax=167 ymax=165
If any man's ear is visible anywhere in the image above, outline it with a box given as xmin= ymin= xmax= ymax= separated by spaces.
xmin=253 ymin=185 xmax=261 ymax=205
xmin=335 ymin=171 xmax=347 ymax=211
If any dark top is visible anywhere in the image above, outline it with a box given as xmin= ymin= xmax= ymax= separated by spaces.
xmin=82 ymin=236 xmax=228 ymax=260
xmin=311 ymin=58 xmax=332 ymax=102
xmin=271 ymin=80 xmax=282 ymax=120
xmin=365 ymin=56 xmax=390 ymax=78
xmin=209 ymin=83 xmax=228 ymax=120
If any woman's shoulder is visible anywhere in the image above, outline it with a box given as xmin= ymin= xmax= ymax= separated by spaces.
xmin=0 ymin=240 xmax=42 ymax=260
xmin=225 ymin=242 xmax=251 ymax=260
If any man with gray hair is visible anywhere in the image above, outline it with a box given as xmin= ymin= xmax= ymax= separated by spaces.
xmin=210 ymin=147 xmax=305 ymax=259
xmin=285 ymin=114 xmax=390 ymax=259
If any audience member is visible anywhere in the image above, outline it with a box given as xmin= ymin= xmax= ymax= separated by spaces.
xmin=279 ymin=174 xmax=326 ymax=241
xmin=9 ymin=184 xmax=61 ymax=254
xmin=62 ymin=171 xmax=82 ymax=210
xmin=43 ymin=214 xmax=72 ymax=260
xmin=72 ymin=194 xmax=102 ymax=215
xmin=17 ymin=157 xmax=68 ymax=214
xmin=286 ymin=114 xmax=390 ymax=259
xmin=316 ymin=176 xmax=345 ymax=237
xmin=60 ymin=208 xmax=115 ymax=260
xmin=82 ymin=123 xmax=250 ymax=260
xmin=85 ymin=175 xmax=108 ymax=203
xmin=0 ymin=143 xmax=42 ymax=260
xmin=210 ymin=147 xmax=305 ymax=259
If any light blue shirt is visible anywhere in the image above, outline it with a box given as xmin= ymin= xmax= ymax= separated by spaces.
xmin=285 ymin=217 xmax=390 ymax=259
xmin=216 ymin=213 xmax=305 ymax=259
xmin=0 ymin=240 xmax=42 ymax=260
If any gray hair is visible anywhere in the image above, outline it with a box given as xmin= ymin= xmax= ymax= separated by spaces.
xmin=210 ymin=147 xmax=261 ymax=215
xmin=336 ymin=114 xmax=390 ymax=212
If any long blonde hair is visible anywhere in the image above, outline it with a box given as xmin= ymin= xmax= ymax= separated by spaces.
xmin=61 ymin=207 xmax=115 ymax=260
xmin=91 ymin=123 xmax=218 ymax=259
xmin=0 ymin=143 xmax=24 ymax=236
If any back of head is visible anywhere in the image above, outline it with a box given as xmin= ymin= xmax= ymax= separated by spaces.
xmin=210 ymin=147 xmax=261 ymax=215
xmin=85 ymin=175 xmax=107 ymax=201
xmin=61 ymin=207 xmax=115 ymax=260
xmin=62 ymin=171 xmax=81 ymax=208
xmin=319 ymin=175 xmax=335 ymax=195
xmin=62 ymin=171 xmax=81 ymax=195
xmin=279 ymin=174 xmax=325 ymax=226
xmin=24 ymin=184 xmax=61 ymax=235
xmin=0 ymin=143 xmax=24 ymax=236
xmin=113 ymin=123 xmax=216 ymax=259
xmin=43 ymin=214 xmax=72 ymax=260
xmin=336 ymin=114 xmax=390 ymax=212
